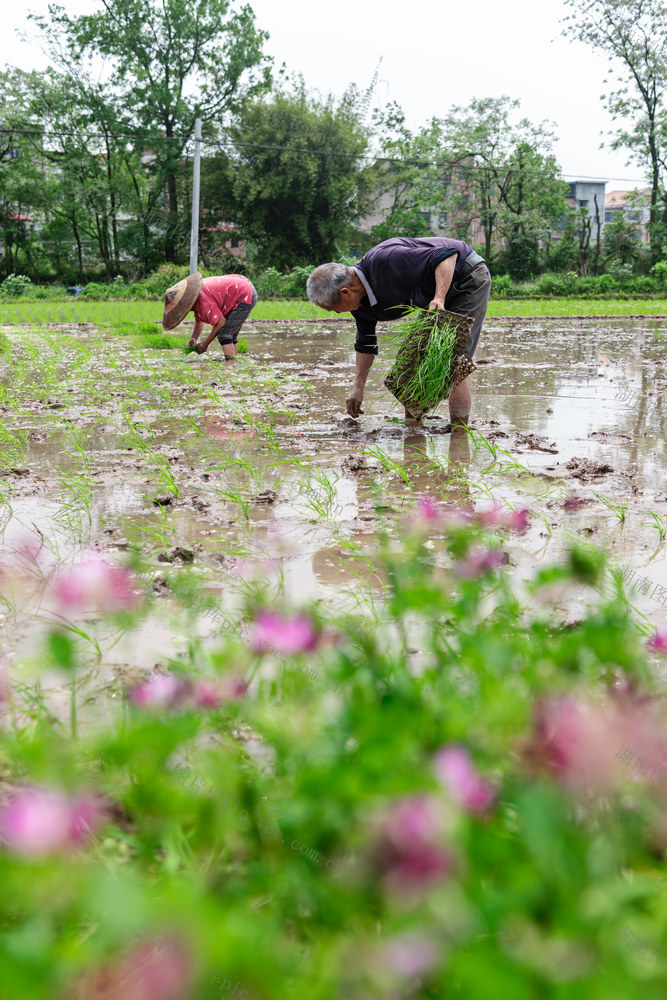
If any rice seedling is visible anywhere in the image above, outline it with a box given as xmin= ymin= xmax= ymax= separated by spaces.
xmin=594 ymin=492 xmax=629 ymax=523
xmin=363 ymin=445 xmax=412 ymax=488
xmin=146 ymin=453 xmax=180 ymax=500
xmin=384 ymin=309 xmax=470 ymax=418
xmin=216 ymin=486 xmax=252 ymax=521
xmin=642 ymin=511 xmax=666 ymax=540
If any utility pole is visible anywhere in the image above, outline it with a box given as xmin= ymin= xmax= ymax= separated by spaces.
xmin=189 ymin=118 xmax=202 ymax=274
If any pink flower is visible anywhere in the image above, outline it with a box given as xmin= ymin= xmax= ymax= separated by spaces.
xmin=193 ymin=676 xmax=247 ymax=708
xmin=502 ymin=507 xmax=530 ymax=531
xmin=16 ymin=533 xmax=43 ymax=564
xmin=379 ymin=931 xmax=438 ymax=978
xmin=247 ymin=611 xmax=318 ymax=655
xmin=647 ymin=631 xmax=667 ymax=654
xmin=0 ymin=787 xmax=103 ymax=856
xmin=71 ymin=935 xmax=192 ymax=1000
xmin=562 ymin=494 xmax=583 ymax=513
xmin=526 ymin=693 xmax=667 ymax=793
xmin=455 ymin=546 xmax=507 ymax=578
xmin=131 ymin=672 xmax=188 ymax=710
xmin=372 ymin=795 xmax=453 ymax=895
xmin=69 ymin=794 xmax=105 ymax=845
xmin=407 ymin=499 xmax=473 ymax=532
xmin=475 ymin=504 xmax=529 ymax=531
xmin=433 ymin=745 xmax=495 ymax=814
xmin=416 ymin=497 xmax=442 ymax=522
xmin=50 ymin=553 xmax=138 ymax=614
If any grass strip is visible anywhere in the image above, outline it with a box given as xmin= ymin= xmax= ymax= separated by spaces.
xmin=5 ymin=298 xmax=667 ymax=326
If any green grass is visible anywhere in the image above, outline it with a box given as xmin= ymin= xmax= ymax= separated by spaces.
xmin=3 ymin=297 xmax=667 ymax=326
xmin=486 ymin=297 xmax=667 ymax=316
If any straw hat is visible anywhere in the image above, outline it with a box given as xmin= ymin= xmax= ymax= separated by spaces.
xmin=162 ymin=272 xmax=203 ymax=329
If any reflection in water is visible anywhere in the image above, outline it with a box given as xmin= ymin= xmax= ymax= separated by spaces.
xmin=204 ymin=412 xmax=255 ymax=442
xmin=403 ymin=424 xmax=472 ymax=508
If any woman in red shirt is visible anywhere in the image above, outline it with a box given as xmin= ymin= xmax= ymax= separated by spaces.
xmin=162 ymin=273 xmax=257 ymax=360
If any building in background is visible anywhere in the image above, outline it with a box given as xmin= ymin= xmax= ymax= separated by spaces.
xmin=605 ymin=188 xmax=651 ymax=242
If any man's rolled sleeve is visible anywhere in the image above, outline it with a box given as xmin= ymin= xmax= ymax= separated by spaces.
xmin=428 ymin=247 xmax=460 ymax=274
xmin=354 ymin=317 xmax=378 ymax=355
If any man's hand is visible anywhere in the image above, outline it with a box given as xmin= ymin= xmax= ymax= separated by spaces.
xmin=346 ymin=387 xmax=365 ymax=417
xmin=428 ymin=297 xmax=446 ymax=311
xmin=195 ymin=342 xmax=208 ymax=355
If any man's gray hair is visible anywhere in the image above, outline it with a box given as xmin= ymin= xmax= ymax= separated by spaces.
xmin=306 ymin=263 xmax=355 ymax=308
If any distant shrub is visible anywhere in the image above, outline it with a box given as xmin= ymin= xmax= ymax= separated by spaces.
xmin=127 ymin=283 xmax=152 ymax=299
xmin=140 ymin=264 xmax=191 ymax=297
xmin=254 ymin=267 xmax=288 ymax=298
xmin=281 ymin=265 xmax=312 ymax=298
xmin=626 ymin=275 xmax=658 ymax=294
xmin=490 ymin=274 xmax=516 ymax=298
xmin=79 ymin=282 xmax=114 ymax=299
xmin=591 ymin=273 xmax=616 ymax=294
xmin=535 ymin=272 xmax=574 ymax=297
xmin=0 ymin=273 xmax=33 ymax=297
xmin=651 ymin=259 xmax=667 ymax=287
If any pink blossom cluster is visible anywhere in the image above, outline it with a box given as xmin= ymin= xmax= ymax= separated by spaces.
xmin=433 ymin=744 xmax=495 ymax=813
xmin=372 ymin=794 xmax=454 ymax=895
xmin=0 ymin=786 xmax=104 ymax=857
xmin=369 ymin=747 xmax=495 ymax=894
xmin=526 ymin=689 xmax=667 ymax=793
xmin=409 ymin=497 xmax=529 ymax=534
xmin=648 ymin=631 xmax=667 ymax=654
xmin=455 ymin=546 xmax=508 ymax=579
xmin=246 ymin=611 xmax=319 ymax=656
xmin=49 ymin=551 xmax=139 ymax=614
xmin=130 ymin=671 xmax=247 ymax=711
xmin=71 ymin=934 xmax=192 ymax=1000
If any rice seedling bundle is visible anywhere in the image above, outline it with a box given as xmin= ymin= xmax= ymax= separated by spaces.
xmin=384 ymin=309 xmax=476 ymax=419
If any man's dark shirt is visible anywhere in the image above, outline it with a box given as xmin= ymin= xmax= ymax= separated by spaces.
xmin=352 ymin=236 xmax=473 ymax=354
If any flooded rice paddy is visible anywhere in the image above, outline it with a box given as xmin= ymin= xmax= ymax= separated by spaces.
xmin=0 ymin=315 xmax=665 ymax=715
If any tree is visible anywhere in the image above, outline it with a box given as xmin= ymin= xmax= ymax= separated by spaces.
xmin=562 ymin=0 xmax=667 ymax=252
xmin=31 ymin=0 xmax=271 ymax=261
xmin=438 ymin=98 xmax=569 ymax=271
xmin=369 ymin=98 xmax=568 ymax=275
xmin=0 ymin=68 xmax=49 ymax=279
xmin=217 ymin=81 xmax=369 ymax=268
xmin=364 ymin=104 xmax=445 ymax=241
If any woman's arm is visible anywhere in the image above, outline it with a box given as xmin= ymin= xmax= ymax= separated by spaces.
xmin=195 ymin=315 xmax=227 ymax=354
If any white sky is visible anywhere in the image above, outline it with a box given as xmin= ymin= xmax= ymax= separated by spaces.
xmin=4 ymin=0 xmax=649 ymax=193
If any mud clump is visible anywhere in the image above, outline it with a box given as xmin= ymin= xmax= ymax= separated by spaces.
xmin=514 ymin=433 xmax=558 ymax=454
xmin=158 ymin=547 xmax=195 ymax=564
xmin=252 ymin=489 xmax=278 ymax=504
xmin=588 ymin=431 xmax=632 ymax=444
xmin=342 ymin=454 xmax=367 ymax=473
xmin=565 ymin=457 xmax=615 ymax=481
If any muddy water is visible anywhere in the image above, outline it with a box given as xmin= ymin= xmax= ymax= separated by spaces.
xmin=0 ymin=316 xmax=665 ymax=706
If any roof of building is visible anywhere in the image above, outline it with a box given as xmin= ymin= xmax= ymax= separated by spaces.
xmin=605 ymin=187 xmax=650 ymax=208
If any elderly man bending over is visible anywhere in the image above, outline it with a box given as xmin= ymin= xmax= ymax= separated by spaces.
xmin=307 ymin=237 xmax=491 ymax=422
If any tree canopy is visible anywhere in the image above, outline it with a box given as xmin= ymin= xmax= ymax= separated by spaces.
xmin=215 ymin=81 xmax=369 ymax=268
xmin=563 ymin=0 xmax=667 ymax=251
xmin=30 ymin=0 xmax=271 ymax=260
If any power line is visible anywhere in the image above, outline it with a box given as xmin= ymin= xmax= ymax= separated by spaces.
xmin=0 ymin=125 xmax=651 ymax=185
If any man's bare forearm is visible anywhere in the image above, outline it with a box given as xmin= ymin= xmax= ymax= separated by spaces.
xmin=430 ymin=256 xmax=457 ymax=309
xmin=355 ymin=351 xmax=375 ymax=388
